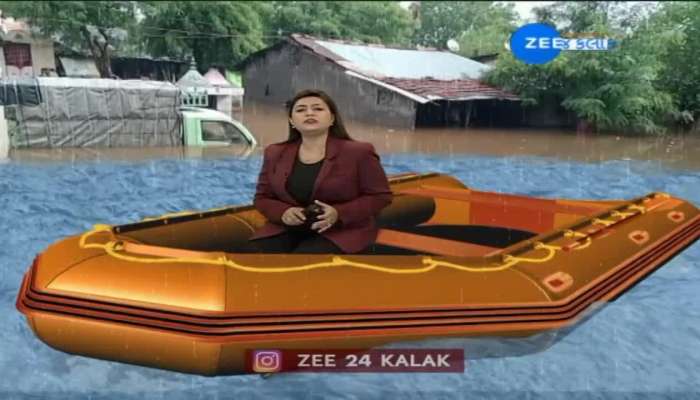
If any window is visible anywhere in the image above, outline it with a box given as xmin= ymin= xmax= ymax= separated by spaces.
xmin=201 ymin=121 xmax=246 ymax=144
xmin=3 ymin=43 xmax=32 ymax=69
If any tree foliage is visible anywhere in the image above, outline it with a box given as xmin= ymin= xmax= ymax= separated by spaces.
xmin=532 ymin=1 xmax=658 ymax=35
xmin=651 ymin=1 xmax=700 ymax=130
xmin=486 ymin=1 xmax=684 ymax=135
xmin=139 ymin=1 xmax=269 ymax=71
xmin=0 ymin=1 xmax=136 ymax=77
xmin=264 ymin=1 xmax=415 ymax=47
xmin=138 ymin=1 xmax=415 ymax=71
xmin=413 ymin=1 xmax=516 ymax=52
xmin=456 ymin=3 xmax=518 ymax=57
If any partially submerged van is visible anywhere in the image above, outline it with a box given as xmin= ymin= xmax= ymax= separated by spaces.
xmin=180 ymin=107 xmax=256 ymax=147
xmin=1 ymin=78 xmax=257 ymax=149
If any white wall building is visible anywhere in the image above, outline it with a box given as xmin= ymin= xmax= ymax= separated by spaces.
xmin=0 ymin=15 xmax=57 ymax=78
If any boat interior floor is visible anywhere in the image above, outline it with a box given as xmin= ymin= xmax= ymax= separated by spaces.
xmin=230 ymin=224 xmax=537 ymax=256
xmin=364 ymin=224 xmax=536 ymax=256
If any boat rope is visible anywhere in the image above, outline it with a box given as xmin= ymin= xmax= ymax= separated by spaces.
xmin=79 ymin=202 xmax=647 ymax=275
xmin=139 ymin=206 xmax=233 ymax=222
xmin=592 ymin=218 xmax=616 ymax=227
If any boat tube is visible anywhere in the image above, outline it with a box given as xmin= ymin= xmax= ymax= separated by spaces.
xmin=16 ymin=172 xmax=700 ymax=375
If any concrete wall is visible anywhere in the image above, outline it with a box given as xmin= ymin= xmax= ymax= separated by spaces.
xmin=0 ymin=106 xmax=8 ymax=160
xmin=216 ymin=95 xmax=233 ymax=118
xmin=29 ymin=40 xmax=56 ymax=75
xmin=242 ymin=44 xmax=294 ymax=107
xmin=243 ymin=43 xmax=416 ymax=129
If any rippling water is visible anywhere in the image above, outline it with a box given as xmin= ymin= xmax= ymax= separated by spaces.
xmin=1 ymin=150 xmax=699 ymax=399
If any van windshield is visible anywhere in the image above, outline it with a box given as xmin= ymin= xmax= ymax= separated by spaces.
xmin=201 ymin=121 xmax=247 ymax=144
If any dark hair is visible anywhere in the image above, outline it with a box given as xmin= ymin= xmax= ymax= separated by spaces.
xmin=285 ymin=89 xmax=353 ymax=142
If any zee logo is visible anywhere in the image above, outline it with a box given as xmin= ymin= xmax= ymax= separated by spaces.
xmin=511 ymin=23 xmax=618 ymax=64
xmin=525 ymin=37 xmax=615 ymax=51
xmin=524 ymin=37 xmax=571 ymax=50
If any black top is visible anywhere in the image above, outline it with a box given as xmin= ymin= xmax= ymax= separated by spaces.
xmin=286 ymin=155 xmax=324 ymax=206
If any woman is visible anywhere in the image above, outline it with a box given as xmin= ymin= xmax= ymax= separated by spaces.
xmin=248 ymin=89 xmax=392 ymax=254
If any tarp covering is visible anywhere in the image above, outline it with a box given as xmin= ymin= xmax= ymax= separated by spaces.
xmin=4 ymin=77 xmax=182 ymax=148
xmin=0 ymin=79 xmax=42 ymax=106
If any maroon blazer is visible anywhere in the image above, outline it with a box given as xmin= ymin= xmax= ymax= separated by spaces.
xmin=249 ymin=135 xmax=392 ymax=253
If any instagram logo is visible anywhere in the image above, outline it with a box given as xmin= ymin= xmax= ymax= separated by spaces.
xmin=252 ymin=350 xmax=282 ymax=373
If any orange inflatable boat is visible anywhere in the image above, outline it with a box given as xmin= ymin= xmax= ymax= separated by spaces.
xmin=16 ymin=172 xmax=700 ymax=375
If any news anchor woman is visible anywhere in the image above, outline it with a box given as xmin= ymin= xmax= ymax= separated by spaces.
xmin=248 ymin=89 xmax=392 ymax=254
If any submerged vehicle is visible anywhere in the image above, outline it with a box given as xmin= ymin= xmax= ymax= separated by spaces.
xmin=178 ymin=106 xmax=256 ymax=147
xmin=1 ymin=77 xmax=256 ymax=149
xmin=16 ymin=172 xmax=700 ymax=375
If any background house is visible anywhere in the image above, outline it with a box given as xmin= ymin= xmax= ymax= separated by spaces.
xmin=0 ymin=15 xmax=56 ymax=78
xmin=174 ymin=64 xmax=243 ymax=119
xmin=0 ymin=13 xmax=58 ymax=159
xmin=56 ymin=47 xmax=189 ymax=82
xmin=111 ymin=56 xmax=188 ymax=82
xmin=238 ymin=34 xmax=520 ymax=130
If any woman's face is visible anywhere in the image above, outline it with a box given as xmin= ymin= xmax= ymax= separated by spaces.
xmin=289 ymin=96 xmax=335 ymax=137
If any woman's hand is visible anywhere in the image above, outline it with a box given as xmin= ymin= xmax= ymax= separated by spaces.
xmin=311 ymin=200 xmax=339 ymax=233
xmin=281 ymin=207 xmax=306 ymax=226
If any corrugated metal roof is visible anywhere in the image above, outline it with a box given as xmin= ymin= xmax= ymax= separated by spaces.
xmin=59 ymin=57 xmax=100 ymax=78
xmin=310 ymin=38 xmax=491 ymax=80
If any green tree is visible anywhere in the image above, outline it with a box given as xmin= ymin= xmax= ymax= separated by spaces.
xmin=456 ymin=3 xmax=518 ymax=57
xmin=141 ymin=1 xmax=415 ymax=70
xmin=486 ymin=2 xmax=678 ymax=135
xmin=651 ymin=1 xmax=700 ymax=131
xmin=532 ymin=1 xmax=659 ymax=35
xmin=0 ymin=1 xmax=136 ymax=77
xmin=140 ymin=1 xmax=269 ymax=71
xmin=263 ymin=1 xmax=415 ymax=47
xmin=413 ymin=1 xmax=516 ymax=51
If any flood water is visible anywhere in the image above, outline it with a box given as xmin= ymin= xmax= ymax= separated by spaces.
xmin=1 ymin=104 xmax=700 ymax=399
xmin=242 ymin=103 xmax=700 ymax=170
xmin=4 ymin=102 xmax=700 ymax=170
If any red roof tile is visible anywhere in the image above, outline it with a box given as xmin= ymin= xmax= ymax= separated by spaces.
xmin=380 ymin=78 xmax=519 ymax=101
